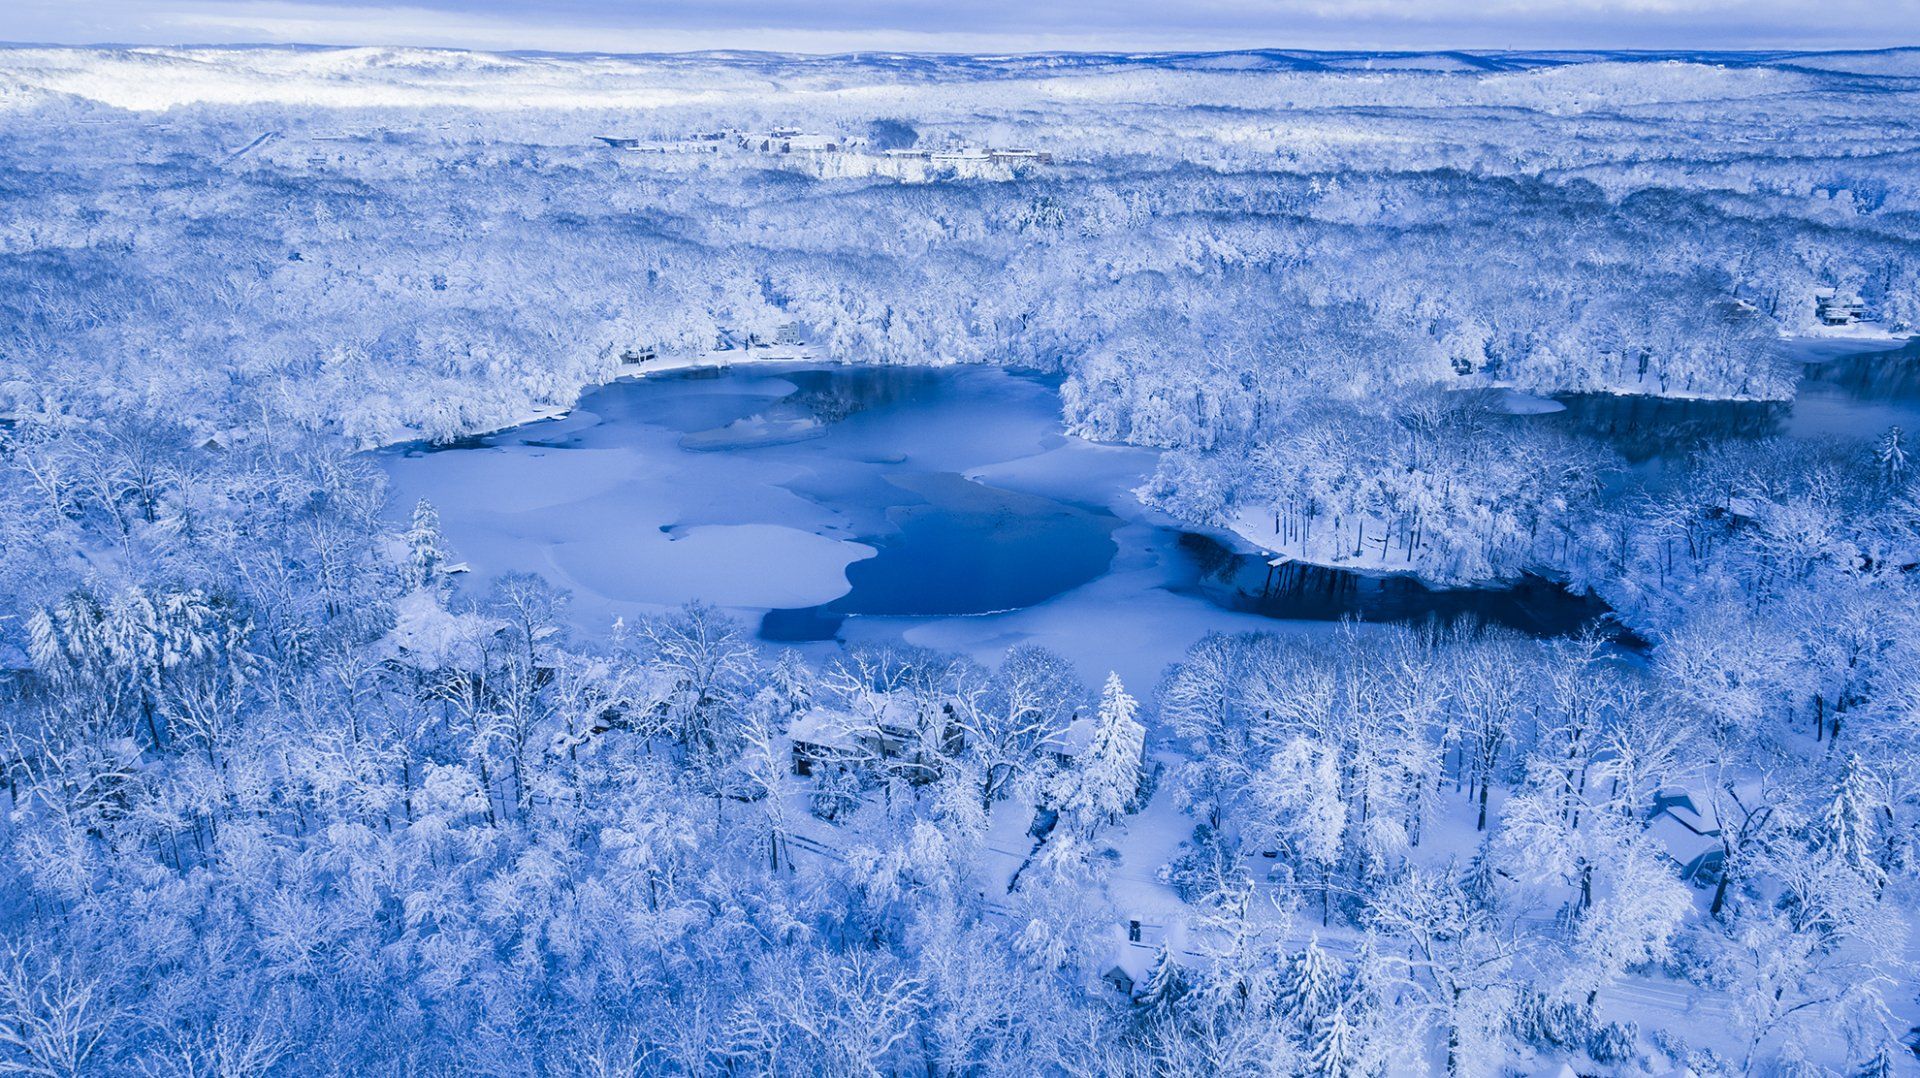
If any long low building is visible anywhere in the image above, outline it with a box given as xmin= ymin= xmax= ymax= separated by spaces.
xmin=595 ymin=133 xmax=1051 ymax=171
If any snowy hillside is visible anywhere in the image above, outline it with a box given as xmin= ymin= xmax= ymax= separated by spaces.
xmin=4 ymin=46 xmax=1915 ymax=440
xmin=1 ymin=45 xmax=1919 ymax=1077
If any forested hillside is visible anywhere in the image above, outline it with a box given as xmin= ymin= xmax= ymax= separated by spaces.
xmin=2 ymin=46 xmax=1918 ymax=1075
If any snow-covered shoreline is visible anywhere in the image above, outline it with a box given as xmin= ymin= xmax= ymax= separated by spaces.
xmin=9 ymin=43 xmax=1920 ymax=1078
xmin=1783 ymin=329 xmax=1918 ymax=364
xmin=372 ymin=347 xmax=850 ymax=451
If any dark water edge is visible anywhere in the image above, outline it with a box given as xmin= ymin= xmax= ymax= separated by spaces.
xmin=1541 ymin=337 xmax=1920 ymax=462
xmin=1166 ymin=531 xmax=1618 ymax=638
xmin=391 ymin=349 xmax=1920 ymax=648
xmin=765 ymin=528 xmax=1619 ymax=644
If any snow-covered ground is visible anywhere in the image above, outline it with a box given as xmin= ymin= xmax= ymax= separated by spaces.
xmin=383 ymin=379 xmax=874 ymax=623
xmin=6 ymin=43 xmax=1920 ymax=1078
xmin=386 ymin=364 xmax=1338 ymax=691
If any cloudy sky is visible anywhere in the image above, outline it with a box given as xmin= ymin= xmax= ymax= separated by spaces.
xmin=5 ymin=0 xmax=1918 ymax=53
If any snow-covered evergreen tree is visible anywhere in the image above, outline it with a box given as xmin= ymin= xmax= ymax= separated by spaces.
xmin=769 ymin=648 xmax=814 ymax=716
xmin=1132 ymin=943 xmax=1189 ymax=1014
xmin=1815 ymin=754 xmax=1887 ymax=892
xmin=1277 ymin=935 xmax=1345 ymax=1030
xmin=812 ymin=764 xmax=864 ymax=823
xmin=1051 ymin=672 xmax=1145 ymax=833
xmin=1855 ymin=1045 xmax=1899 ymax=1078
xmin=407 ymin=497 xmax=448 ymax=591
xmin=1304 ymin=1000 xmax=1361 ymax=1078
xmin=1875 ymin=427 xmax=1906 ymax=488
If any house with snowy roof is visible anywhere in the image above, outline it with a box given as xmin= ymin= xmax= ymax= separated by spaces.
xmin=197 ymin=425 xmax=252 ymax=452
xmin=788 ymin=694 xmax=944 ymax=777
xmin=1815 ymin=286 xmax=1867 ymax=326
xmin=374 ymin=590 xmax=508 ymax=674
xmin=783 ymin=133 xmax=846 ymax=153
xmin=1100 ymin=916 xmax=1182 ymax=996
xmin=1041 ymin=713 xmax=1096 ymax=769
xmin=0 ymin=641 xmax=31 ymax=692
xmin=788 ymin=707 xmax=865 ymax=776
xmin=1101 ymin=945 xmax=1155 ymax=997
xmin=1646 ymin=786 xmax=1725 ymax=884
xmin=368 ymin=590 xmax=556 ymax=707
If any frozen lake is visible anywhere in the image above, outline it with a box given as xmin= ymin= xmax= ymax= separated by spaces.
xmin=380 ymin=364 xmax=1607 ymax=684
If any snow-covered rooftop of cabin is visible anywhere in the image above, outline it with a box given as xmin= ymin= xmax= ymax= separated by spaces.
xmin=375 ymin=589 xmax=506 ymax=671
xmin=787 ymin=706 xmax=862 ymax=751
xmin=1042 ymin=714 xmax=1097 ymax=757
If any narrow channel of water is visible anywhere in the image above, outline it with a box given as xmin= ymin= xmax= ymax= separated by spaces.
xmin=1165 ymin=532 xmax=1613 ymax=638
xmin=1543 ymin=337 xmax=1920 ymax=462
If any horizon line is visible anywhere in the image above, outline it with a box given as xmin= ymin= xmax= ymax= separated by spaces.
xmin=5 ymin=39 xmax=1920 ymax=58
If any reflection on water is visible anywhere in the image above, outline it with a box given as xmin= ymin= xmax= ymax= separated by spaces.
xmin=1806 ymin=338 xmax=1920 ymax=400
xmin=1536 ymin=395 xmax=1789 ymax=463
xmin=1543 ymin=338 xmax=1920 ymax=462
xmin=1542 ymin=394 xmax=1789 ymax=463
xmin=1168 ymin=532 xmax=1614 ymax=637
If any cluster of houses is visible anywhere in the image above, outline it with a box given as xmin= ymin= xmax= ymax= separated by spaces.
xmin=596 ymin=128 xmax=857 ymax=156
xmin=595 ymin=129 xmax=1051 ymax=175
xmin=594 ymin=132 xmax=732 ymax=154
xmin=738 ymin=127 xmax=857 ymax=155
xmin=614 ymin=321 xmax=816 ymax=372
xmin=596 ymin=129 xmax=854 ymax=155
xmin=877 ymin=146 xmax=1052 ymax=166
xmin=713 ymin=322 xmax=814 ymax=359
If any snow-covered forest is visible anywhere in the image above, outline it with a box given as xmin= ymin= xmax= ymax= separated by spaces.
xmin=2 ymin=44 xmax=1920 ymax=1075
